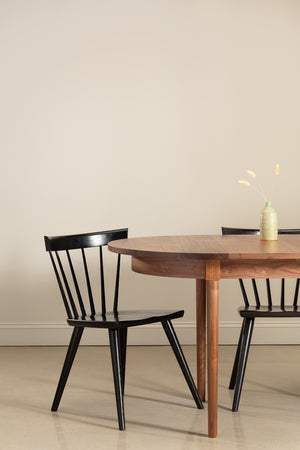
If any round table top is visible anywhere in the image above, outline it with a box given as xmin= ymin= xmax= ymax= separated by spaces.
xmin=108 ymin=234 xmax=300 ymax=260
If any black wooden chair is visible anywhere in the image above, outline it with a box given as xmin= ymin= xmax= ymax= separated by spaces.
xmin=44 ymin=228 xmax=203 ymax=430
xmin=221 ymin=227 xmax=300 ymax=412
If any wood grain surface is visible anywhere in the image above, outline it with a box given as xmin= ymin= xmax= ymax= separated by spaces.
xmin=109 ymin=235 xmax=300 ymax=260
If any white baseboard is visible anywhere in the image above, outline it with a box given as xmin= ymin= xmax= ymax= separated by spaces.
xmin=1 ymin=320 xmax=300 ymax=346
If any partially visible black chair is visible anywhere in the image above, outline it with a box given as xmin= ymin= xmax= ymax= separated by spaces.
xmin=44 ymin=228 xmax=203 ymax=430
xmin=222 ymin=227 xmax=300 ymax=412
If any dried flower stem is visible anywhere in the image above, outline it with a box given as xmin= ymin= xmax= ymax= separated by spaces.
xmin=238 ymin=164 xmax=279 ymax=203
xmin=256 ymin=181 xmax=268 ymax=202
xmin=269 ymin=163 xmax=280 ymax=202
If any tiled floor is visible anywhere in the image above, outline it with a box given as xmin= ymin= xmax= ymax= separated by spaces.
xmin=1 ymin=345 xmax=300 ymax=449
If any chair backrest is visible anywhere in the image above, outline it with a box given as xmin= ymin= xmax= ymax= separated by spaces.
xmin=44 ymin=228 xmax=128 ymax=319
xmin=221 ymin=227 xmax=300 ymax=308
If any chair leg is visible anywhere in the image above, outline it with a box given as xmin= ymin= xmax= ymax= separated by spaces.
xmin=232 ymin=317 xmax=255 ymax=412
xmin=118 ymin=328 xmax=128 ymax=395
xmin=229 ymin=318 xmax=246 ymax=390
xmin=51 ymin=326 xmax=84 ymax=411
xmin=162 ymin=320 xmax=203 ymax=409
xmin=109 ymin=329 xmax=125 ymax=430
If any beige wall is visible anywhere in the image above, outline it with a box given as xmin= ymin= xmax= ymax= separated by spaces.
xmin=1 ymin=0 xmax=300 ymax=345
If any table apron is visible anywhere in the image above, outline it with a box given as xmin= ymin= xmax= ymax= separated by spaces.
xmin=132 ymin=256 xmax=206 ymax=278
xmin=221 ymin=260 xmax=300 ymax=279
xmin=132 ymin=256 xmax=300 ymax=279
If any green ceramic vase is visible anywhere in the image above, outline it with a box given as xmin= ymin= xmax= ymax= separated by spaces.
xmin=260 ymin=201 xmax=278 ymax=240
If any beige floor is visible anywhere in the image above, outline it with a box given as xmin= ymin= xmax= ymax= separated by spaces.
xmin=1 ymin=345 xmax=300 ymax=450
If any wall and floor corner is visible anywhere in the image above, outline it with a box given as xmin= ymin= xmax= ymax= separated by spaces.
xmin=2 ymin=318 xmax=300 ymax=346
xmin=1 ymin=0 xmax=300 ymax=347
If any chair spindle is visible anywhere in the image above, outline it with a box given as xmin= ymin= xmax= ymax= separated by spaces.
xmin=113 ymin=254 xmax=121 ymax=314
xmin=66 ymin=250 xmax=86 ymax=318
xmin=55 ymin=251 xmax=79 ymax=319
xmin=281 ymin=279 xmax=285 ymax=310
xmin=294 ymin=279 xmax=300 ymax=308
xmin=251 ymin=279 xmax=260 ymax=307
xmin=49 ymin=251 xmax=72 ymax=319
xmin=239 ymin=280 xmax=249 ymax=307
xmin=99 ymin=246 xmax=106 ymax=317
xmin=266 ymin=279 xmax=272 ymax=308
xmin=81 ymin=248 xmax=96 ymax=317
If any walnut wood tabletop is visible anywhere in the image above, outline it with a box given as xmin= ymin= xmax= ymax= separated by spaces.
xmin=108 ymin=235 xmax=300 ymax=438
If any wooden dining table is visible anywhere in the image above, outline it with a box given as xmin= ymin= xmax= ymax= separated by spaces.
xmin=108 ymin=234 xmax=300 ymax=438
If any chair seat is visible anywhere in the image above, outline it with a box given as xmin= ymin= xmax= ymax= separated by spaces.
xmin=67 ymin=309 xmax=184 ymax=328
xmin=239 ymin=305 xmax=300 ymax=318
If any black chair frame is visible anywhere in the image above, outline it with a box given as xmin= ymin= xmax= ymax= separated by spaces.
xmin=222 ymin=227 xmax=300 ymax=412
xmin=45 ymin=228 xmax=203 ymax=429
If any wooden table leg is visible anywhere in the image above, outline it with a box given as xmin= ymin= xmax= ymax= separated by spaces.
xmin=207 ymin=279 xmax=219 ymax=438
xmin=196 ymin=279 xmax=206 ymax=402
